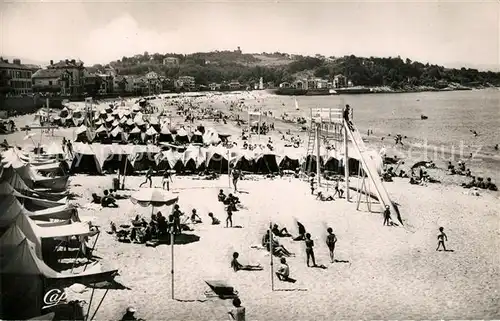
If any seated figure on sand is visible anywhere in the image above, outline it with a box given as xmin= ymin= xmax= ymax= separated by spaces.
xmin=218 ymin=189 xmax=226 ymax=202
xmin=101 ymin=190 xmax=118 ymax=208
xmin=230 ymin=252 xmax=263 ymax=272
xmin=316 ymin=191 xmax=334 ymax=201
xmin=190 ymin=209 xmax=202 ymax=224
xmin=208 ymin=212 xmax=220 ymax=225
xmin=275 ymin=257 xmax=294 ymax=282
xmin=483 ymin=177 xmax=498 ymax=191
xmin=293 ymin=221 xmax=307 ymax=241
xmin=271 ymin=223 xmax=291 ymax=237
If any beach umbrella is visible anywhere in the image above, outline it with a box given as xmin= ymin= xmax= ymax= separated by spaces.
xmin=130 ymin=188 xmax=178 ymax=208
xmin=23 ymin=133 xmax=38 ymax=146
xmin=130 ymin=187 xmax=179 ymax=300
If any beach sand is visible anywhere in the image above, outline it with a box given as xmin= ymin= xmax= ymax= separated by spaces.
xmin=3 ymin=92 xmax=500 ymax=319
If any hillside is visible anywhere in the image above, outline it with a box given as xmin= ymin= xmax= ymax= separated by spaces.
xmin=87 ymin=51 xmax=500 ymax=89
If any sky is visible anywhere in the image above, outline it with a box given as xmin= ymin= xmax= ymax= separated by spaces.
xmin=0 ymin=0 xmax=499 ymax=70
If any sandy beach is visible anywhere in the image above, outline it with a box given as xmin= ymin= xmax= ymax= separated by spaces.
xmin=2 ymin=92 xmax=500 ymax=320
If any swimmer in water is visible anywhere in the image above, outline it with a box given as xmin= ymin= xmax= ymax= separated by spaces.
xmin=470 ymin=129 xmax=478 ymax=137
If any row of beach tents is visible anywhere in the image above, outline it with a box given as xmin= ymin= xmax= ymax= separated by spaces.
xmin=0 ymin=147 xmax=122 ymax=320
xmin=69 ymin=142 xmax=383 ymax=176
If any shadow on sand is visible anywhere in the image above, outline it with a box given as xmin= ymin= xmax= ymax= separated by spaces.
xmin=158 ymin=233 xmax=201 ymax=245
xmin=333 ymin=259 xmax=350 ymax=263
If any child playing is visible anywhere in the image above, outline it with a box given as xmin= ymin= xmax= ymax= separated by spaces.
xmin=436 ymin=227 xmax=448 ymax=251
xmin=140 ymin=167 xmax=154 ymax=188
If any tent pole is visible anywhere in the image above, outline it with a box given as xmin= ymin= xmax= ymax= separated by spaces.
xmin=227 ymin=150 xmax=231 ymax=188
xmin=270 ymin=221 xmax=274 ymax=291
xmin=70 ymin=245 xmax=82 ymax=274
xmin=84 ymin=231 xmax=101 ymax=272
xmin=121 ymin=155 xmax=129 ymax=190
xmin=89 ymin=289 xmax=109 ymax=321
xmin=315 ymin=123 xmax=321 ymax=189
xmin=85 ymin=285 xmax=96 ymax=321
xmin=171 ymin=231 xmax=175 ymax=300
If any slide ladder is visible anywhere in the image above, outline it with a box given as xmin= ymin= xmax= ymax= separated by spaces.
xmin=344 ymin=120 xmax=403 ymax=225
xmin=301 ymin=125 xmax=317 ymax=175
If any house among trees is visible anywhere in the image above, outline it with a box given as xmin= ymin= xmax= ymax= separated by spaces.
xmin=209 ymin=83 xmax=221 ymax=91
xmin=176 ymin=76 xmax=196 ymax=91
xmin=333 ymin=74 xmax=348 ymax=88
xmin=163 ymin=57 xmax=180 ymax=67
xmin=31 ymin=69 xmax=68 ymax=95
xmin=45 ymin=59 xmax=85 ymax=95
xmin=228 ymin=81 xmax=241 ymax=90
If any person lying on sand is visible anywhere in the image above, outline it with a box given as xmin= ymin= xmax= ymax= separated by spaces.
xmin=109 ymin=189 xmax=128 ymax=200
xmin=271 ymin=224 xmax=291 ymax=237
xmin=208 ymin=212 xmax=220 ymax=225
xmin=230 ymin=252 xmax=263 ymax=272
xmin=190 ymin=209 xmax=202 ymax=224
xmin=316 ymin=191 xmax=334 ymax=201
xmin=262 ymin=231 xmax=293 ymax=257
xmin=462 ymin=176 xmax=477 ymax=188
xmin=101 ymin=190 xmax=118 ymax=208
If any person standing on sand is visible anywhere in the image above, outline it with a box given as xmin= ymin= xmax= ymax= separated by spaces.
xmin=231 ymin=168 xmax=241 ymax=192
xmin=140 ymin=166 xmax=154 ymax=188
xmin=436 ymin=227 xmax=448 ymax=251
xmin=326 ymin=228 xmax=337 ymax=263
xmin=228 ymin=297 xmax=245 ymax=321
xmin=162 ymin=170 xmax=173 ymax=191
xmin=310 ymin=176 xmax=315 ymax=195
xmin=332 ymin=178 xmax=344 ymax=199
xmin=383 ymin=205 xmax=391 ymax=226
xmin=226 ymin=207 xmax=233 ymax=228
xmin=305 ymin=233 xmax=317 ymax=267
xmin=66 ymin=140 xmax=73 ymax=157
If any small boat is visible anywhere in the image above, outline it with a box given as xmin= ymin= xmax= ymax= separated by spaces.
xmin=294 ymin=98 xmax=300 ymax=110
xmin=420 ymin=115 xmax=428 ymax=120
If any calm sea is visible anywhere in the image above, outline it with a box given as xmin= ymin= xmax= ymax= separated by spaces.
xmin=256 ymin=89 xmax=500 ymax=180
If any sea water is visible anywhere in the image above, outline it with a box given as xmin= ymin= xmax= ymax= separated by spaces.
xmin=259 ymin=89 xmax=500 ymax=181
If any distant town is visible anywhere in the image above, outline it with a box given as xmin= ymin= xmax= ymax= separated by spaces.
xmin=1 ymin=47 xmax=500 ymax=105
xmin=0 ymin=57 xmax=353 ymax=100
